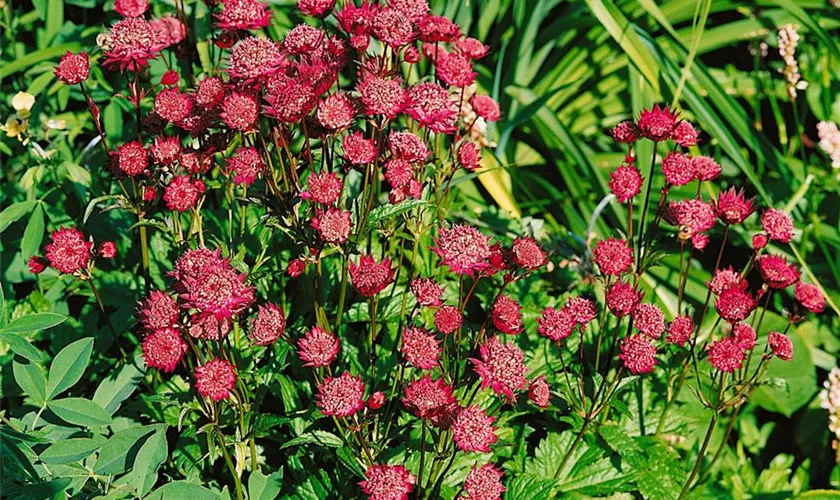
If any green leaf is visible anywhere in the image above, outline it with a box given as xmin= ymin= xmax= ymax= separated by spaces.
xmin=279 ymin=430 xmax=343 ymax=450
xmin=504 ymin=475 xmax=560 ymax=500
xmin=94 ymin=426 xmax=156 ymax=475
xmin=45 ymin=0 xmax=63 ymax=42
xmin=39 ymin=436 xmax=106 ymax=464
xmin=92 ymin=356 xmax=146 ymax=415
xmin=146 ymin=481 xmax=223 ymax=500
xmin=752 ymin=326 xmax=817 ymax=417
xmin=12 ymin=359 xmax=47 ymax=407
xmin=48 ymin=398 xmax=113 ymax=427
xmin=129 ymin=425 xmax=168 ymax=497
xmin=83 ymin=194 xmax=122 ymax=224
xmin=0 ymin=312 xmax=66 ymax=335
xmin=46 ymin=337 xmax=94 ymax=401
xmin=0 ymin=201 xmax=35 ymax=233
xmin=0 ymin=43 xmax=81 ymax=80
xmin=365 ymin=199 xmax=428 ymax=228
xmin=3 ymin=478 xmax=72 ymax=499
xmin=248 ymin=469 xmax=283 ymax=500
xmin=21 ymin=204 xmax=45 ymax=260
xmin=0 ymin=333 xmax=44 ymax=363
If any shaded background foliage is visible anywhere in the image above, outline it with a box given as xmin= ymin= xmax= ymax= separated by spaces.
xmin=2 ymin=0 xmax=840 ymax=498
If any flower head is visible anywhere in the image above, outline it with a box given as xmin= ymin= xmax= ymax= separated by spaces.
xmin=250 ymin=303 xmax=285 ymax=346
xmin=619 ymin=335 xmax=657 ymax=374
xmin=343 ymin=131 xmax=378 ymax=164
xmin=672 ymin=120 xmax=699 ymax=147
xmin=472 ymin=336 xmax=528 ymax=401
xmin=216 ymin=0 xmax=271 ymax=31
xmin=768 ymin=331 xmax=793 ymax=361
xmin=434 ymin=224 xmax=491 ymax=276
xmin=137 ymin=290 xmax=179 ymax=331
xmin=150 ymin=16 xmax=187 ymax=50
xmin=761 ymin=209 xmax=794 ymax=243
xmin=715 ymin=286 xmax=757 ymax=323
xmin=707 ymin=338 xmax=745 ymax=372
xmin=164 ymin=175 xmax=205 ymax=212
xmin=457 ymin=141 xmax=481 ymax=171
xmin=692 ymin=156 xmax=721 ymax=181
xmin=609 ymin=163 xmax=643 ymax=203
xmin=401 ymin=326 xmax=440 ymax=370
xmin=612 ymin=120 xmax=639 ymax=143
xmin=661 ymin=151 xmax=693 ymax=186
xmin=757 ymin=255 xmax=800 ymax=289
xmin=226 ymin=36 xmax=284 ymax=83
xmin=179 ymin=260 xmax=255 ymax=319
xmin=360 ymin=464 xmax=416 ymax=500
xmin=55 ymin=52 xmax=89 ymax=85
xmin=666 ymin=315 xmax=694 ymax=347
xmin=195 ymin=358 xmax=237 ymax=401
xmin=528 ymin=376 xmax=550 ymax=408
xmin=350 ymin=255 xmax=396 ymax=297
xmin=389 ymin=131 xmax=429 ymax=162
xmin=606 ymin=280 xmax=643 ymax=317
xmin=28 ymin=256 xmax=48 ymax=274
xmin=389 ymin=0 xmax=428 ymax=22
xmin=418 ymin=15 xmax=461 ymax=43
xmin=537 ymin=306 xmax=576 ymax=342
xmin=45 ymin=227 xmax=93 ymax=275
xmin=453 ymin=405 xmax=497 ymax=453
xmin=195 ymin=77 xmax=226 ymax=108
xmin=436 ymin=52 xmax=476 ymax=87
xmin=410 ymin=277 xmax=444 ymax=307
xmin=221 ymin=91 xmax=259 ymax=131
xmin=715 ymin=188 xmax=756 ymax=225
xmin=633 ymin=303 xmax=665 ymax=339
xmin=638 ymin=105 xmax=678 ymax=141
xmin=114 ymin=141 xmax=148 ymax=177
xmin=150 ymin=136 xmax=182 ymax=166
xmin=795 ymin=281 xmax=825 ymax=313
xmin=434 ymin=305 xmax=463 ymax=334
xmin=733 ymin=322 xmax=756 ymax=350
xmin=302 ymin=171 xmax=343 ymax=205
xmin=402 ymin=375 xmax=457 ymax=425
xmin=103 ymin=18 xmax=159 ymax=71
xmin=593 ymin=238 xmax=633 ymax=276
xmin=317 ymin=372 xmax=366 ymax=417
xmin=188 ymin=313 xmax=231 ymax=341
xmin=318 ymin=92 xmax=358 ymax=131
xmin=358 ymin=74 xmax=406 ymax=118
xmin=406 ymin=82 xmax=456 ymax=132
xmin=155 ymin=88 xmax=193 ymax=123
xmin=470 ymin=94 xmax=500 ymax=122
xmin=491 ymin=294 xmax=524 ymax=335
xmin=114 ymin=0 xmax=148 ymax=17
xmin=298 ymin=0 xmax=336 ymax=17
xmin=227 ymin=147 xmax=264 ymax=186
xmin=372 ymin=8 xmax=415 ymax=47
xmin=142 ymin=327 xmax=188 ymax=372
xmin=510 ymin=237 xmax=546 ymax=270
xmin=298 ymin=326 xmax=340 ymax=367
xmin=311 ymin=208 xmax=352 ymax=244
xmin=670 ymin=198 xmax=716 ymax=237
xmin=463 ymin=463 xmax=506 ymax=500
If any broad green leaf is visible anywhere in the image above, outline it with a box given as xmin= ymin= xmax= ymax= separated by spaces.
xmin=145 ymin=481 xmax=223 ymax=500
xmin=39 ymin=436 xmax=106 ymax=464
xmin=752 ymin=327 xmax=817 ymax=417
xmin=2 ymin=478 xmax=72 ymax=499
xmin=365 ymin=199 xmax=428 ymax=228
xmin=0 ymin=333 xmax=44 ymax=363
xmin=0 ymin=201 xmax=36 ymax=233
xmin=94 ymin=426 xmax=156 ymax=474
xmin=129 ymin=425 xmax=168 ymax=497
xmin=48 ymin=398 xmax=113 ymax=427
xmin=0 ymin=43 xmax=82 ymax=80
xmin=0 ymin=312 xmax=66 ymax=335
xmin=21 ymin=204 xmax=45 ymax=259
xmin=248 ymin=469 xmax=283 ymax=500
xmin=46 ymin=337 xmax=94 ymax=401
xmin=504 ymin=475 xmax=560 ymax=500
xmin=93 ymin=356 xmax=146 ymax=415
xmin=12 ymin=359 xmax=47 ymax=407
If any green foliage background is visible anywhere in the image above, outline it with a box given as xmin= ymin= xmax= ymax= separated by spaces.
xmin=2 ymin=0 xmax=840 ymax=498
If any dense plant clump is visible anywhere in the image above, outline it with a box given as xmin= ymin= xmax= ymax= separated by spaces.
xmin=2 ymin=0 xmax=839 ymax=498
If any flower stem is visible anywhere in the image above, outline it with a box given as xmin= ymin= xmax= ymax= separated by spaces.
xmin=216 ymin=428 xmax=244 ymax=500
xmin=678 ymin=415 xmax=717 ymax=499
xmin=553 ymin=419 xmax=590 ymax=480
xmin=636 ymin=143 xmax=658 ymax=271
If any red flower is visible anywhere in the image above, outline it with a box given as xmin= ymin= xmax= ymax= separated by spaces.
xmin=360 ymin=464 xmax=416 ymax=500
xmin=670 ymin=198 xmax=715 ymax=236
xmin=389 ymin=0 xmax=428 ymax=22
xmin=537 ymin=306 xmax=575 ymax=342
xmin=453 ymin=405 xmax=497 ymax=453
xmin=45 ymin=227 xmax=93 ymax=275
xmin=226 ymin=36 xmax=284 ymax=83
xmin=661 ymin=151 xmax=693 ymax=186
xmin=606 ymin=280 xmax=643 ymax=317
xmin=692 ymin=155 xmax=721 ymax=181
xmin=195 ymin=77 xmax=226 ymax=108
xmin=707 ymin=267 xmax=743 ymax=295
xmin=114 ymin=0 xmax=148 ymax=17
xmin=221 ymin=91 xmax=259 ymax=131
xmin=455 ymin=38 xmax=490 ymax=60
xmin=795 ymin=281 xmax=824 ymax=313
xmin=611 ymin=120 xmax=639 ymax=143
xmin=463 ymin=463 xmax=506 ymax=500
xmin=609 ymin=163 xmax=643 ymax=203
xmin=434 ymin=224 xmax=491 ymax=276
xmin=55 ymin=51 xmax=89 ymax=85
xmin=619 ymin=335 xmax=657 ymax=374
xmin=638 ymin=105 xmax=679 ymax=142
xmin=195 ymin=358 xmax=237 ymax=401
xmin=528 ymin=376 xmax=551 ymax=408
xmin=227 ymin=147 xmax=264 ymax=187
xmin=384 ymin=158 xmax=414 ymax=188
xmin=733 ymin=322 xmax=756 ymax=350
xmin=160 ymin=69 xmax=180 ymax=86
xmin=410 ymin=277 xmax=444 ymax=307
xmin=418 ymin=15 xmax=461 ymax=43
xmin=457 ymin=141 xmax=481 ymax=171
xmin=757 ymin=255 xmax=800 ymax=289
xmin=138 ymin=290 xmax=180 ymax=331
xmin=671 ymin=120 xmax=699 ymax=147
xmin=298 ymin=326 xmax=340 ymax=367
xmin=752 ymin=233 xmax=768 ymax=250
xmin=402 ymin=375 xmax=457 ymax=425
xmin=311 ymin=208 xmax=352 ymax=244
xmin=761 ymin=208 xmax=794 ymax=243
xmin=715 ymin=188 xmax=756 ymax=225
xmin=565 ymin=296 xmax=597 ymax=326
xmin=215 ymin=0 xmax=271 ymax=31
xmin=103 ymin=18 xmax=159 ymax=72
xmin=317 ymin=372 xmax=366 ymax=417
xmin=406 ymin=82 xmax=456 ymax=132
xmin=178 ymin=259 xmax=255 ymax=319
xmin=472 ymin=336 xmax=528 ymax=401
xmin=250 ymin=303 xmax=285 ymax=346
xmin=768 ymin=331 xmax=793 ymax=361
xmin=715 ymin=286 xmax=757 ymax=323
xmin=343 ymin=131 xmax=378 ymax=164
xmin=358 ymin=74 xmax=407 ymax=118
xmin=154 ymin=88 xmax=193 ymax=123
xmin=287 ymin=258 xmax=306 ymax=278
xmin=470 ymin=94 xmax=500 ymax=122
xmin=666 ymin=315 xmax=693 ymax=347
xmin=434 ymin=305 xmax=463 ymax=334
xmin=97 ymin=241 xmax=117 ymax=259
xmin=317 ymin=92 xmax=358 ymax=131
xmin=302 ymin=171 xmax=343 ymax=205
xmin=164 ymin=175 xmax=205 ymax=212
xmin=150 ymin=16 xmax=187 ymax=50
xmin=367 ymin=391 xmax=386 ymax=410
xmin=593 ymin=237 xmax=633 ymax=276
xmin=284 ymin=24 xmax=325 ymax=54
xmin=510 ymin=236 xmax=546 ymax=270
xmin=298 ymin=0 xmax=336 ymax=17
xmin=633 ymin=303 xmax=665 ymax=339
xmin=188 ymin=313 xmax=231 ymax=341
xmin=28 ymin=256 xmax=49 ymax=274
xmin=150 ymin=136 xmax=182 ymax=165
xmin=436 ymin=52 xmax=476 ymax=88
xmin=401 ymin=326 xmax=440 ymax=370
xmin=491 ymin=294 xmax=524 ymax=335
xmin=142 ymin=327 xmax=188 ymax=373
xmin=350 ymin=255 xmax=395 ymax=297
xmin=389 ymin=131 xmax=429 ymax=162
xmin=707 ymin=338 xmax=745 ymax=372
xmin=372 ymin=8 xmax=415 ymax=47
xmin=114 ymin=141 xmax=148 ymax=177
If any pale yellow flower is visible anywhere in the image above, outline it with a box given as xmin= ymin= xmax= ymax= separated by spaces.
xmin=0 ymin=116 xmax=27 ymax=138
